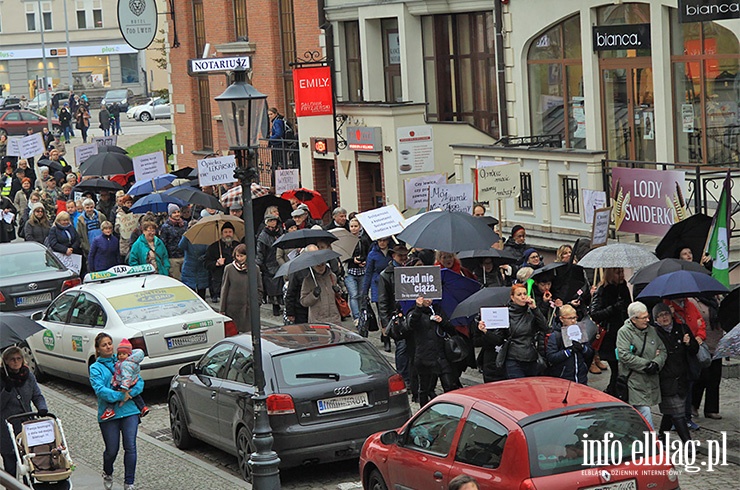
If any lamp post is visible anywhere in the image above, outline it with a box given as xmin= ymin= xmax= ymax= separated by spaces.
xmin=215 ymin=66 xmax=280 ymax=489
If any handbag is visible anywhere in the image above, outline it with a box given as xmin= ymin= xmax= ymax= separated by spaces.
xmin=496 ymin=339 xmax=510 ymax=369
xmin=441 ymin=331 xmax=468 ymax=364
xmin=359 ymin=306 xmax=378 ymax=333
xmin=335 ymin=294 xmax=351 ymax=318
xmin=696 ymin=342 xmax=711 ymax=369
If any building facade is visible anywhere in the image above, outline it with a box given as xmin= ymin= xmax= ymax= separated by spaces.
xmin=0 ymin=0 xmax=154 ymax=97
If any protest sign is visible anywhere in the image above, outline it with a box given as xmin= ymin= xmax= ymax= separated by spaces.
xmin=583 ymin=189 xmax=607 ymax=224
xmin=20 ymin=133 xmax=45 ymax=159
xmin=404 ymin=174 xmax=446 ymax=209
xmin=356 ymin=205 xmax=405 ymax=241
xmin=428 ymin=183 xmax=474 ymax=213
xmin=476 ymin=161 xmax=520 ymax=201
xmin=197 ymin=155 xmax=237 ymax=186
xmin=561 ymin=324 xmax=588 ymax=348
xmin=591 ymin=206 xmax=611 ymax=248
xmin=394 ymin=266 xmax=442 ymax=301
xmin=480 ymin=307 xmax=509 ymax=329
xmin=133 ymin=152 xmax=167 ymax=182
xmin=6 ymin=137 xmax=22 ymax=157
xmin=116 ymin=212 xmax=138 ymax=240
xmin=74 ymin=143 xmax=99 ymax=168
xmin=93 ymin=135 xmax=118 ymax=148
xmin=53 ymin=252 xmax=82 ymax=275
xmin=275 ymin=169 xmax=300 ymax=195
xmin=23 ymin=419 xmax=56 ymax=447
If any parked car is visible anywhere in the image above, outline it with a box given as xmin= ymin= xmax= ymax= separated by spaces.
xmin=0 ymin=242 xmax=80 ymax=316
xmin=22 ymin=264 xmax=237 ymax=385
xmin=101 ymin=89 xmax=132 ymax=111
xmin=126 ymin=96 xmax=171 ymax=121
xmin=169 ymin=324 xmax=411 ymax=481
xmin=0 ymin=109 xmax=61 ymax=137
xmin=0 ymin=96 xmax=22 ymax=110
xmin=27 ymin=91 xmax=69 ymax=112
xmin=360 ymin=377 xmax=679 ymax=490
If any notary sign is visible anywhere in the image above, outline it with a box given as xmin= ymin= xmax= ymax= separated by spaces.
xmin=187 ymin=56 xmax=251 ymax=75
xmin=197 ymin=155 xmax=237 ymax=187
xmin=394 ymin=266 xmax=443 ymax=301
xmin=293 ymin=66 xmax=333 ymax=117
xmin=117 ymin=0 xmax=158 ymax=51
xmin=476 ymin=161 xmax=520 ymax=201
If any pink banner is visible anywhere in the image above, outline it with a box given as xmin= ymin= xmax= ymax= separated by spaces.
xmin=611 ymin=167 xmax=687 ymax=236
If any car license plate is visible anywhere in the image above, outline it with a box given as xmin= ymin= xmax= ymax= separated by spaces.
xmin=586 ymin=480 xmax=637 ymax=490
xmin=167 ymin=332 xmax=207 ymax=349
xmin=317 ymin=392 xmax=369 ymax=414
xmin=15 ymin=293 xmax=52 ymax=306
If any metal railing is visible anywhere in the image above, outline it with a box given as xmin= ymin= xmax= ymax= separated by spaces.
xmin=255 ymin=139 xmax=301 ymax=188
xmin=495 ymin=134 xmax=562 ymax=148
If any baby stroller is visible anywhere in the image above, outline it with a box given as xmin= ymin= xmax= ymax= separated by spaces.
xmin=5 ymin=411 xmax=73 ymax=489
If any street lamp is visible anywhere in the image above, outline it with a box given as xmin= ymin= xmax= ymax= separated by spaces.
xmin=215 ymin=66 xmax=280 ymax=489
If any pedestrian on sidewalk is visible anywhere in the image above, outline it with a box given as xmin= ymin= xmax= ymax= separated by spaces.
xmin=89 ymin=332 xmax=142 ymax=490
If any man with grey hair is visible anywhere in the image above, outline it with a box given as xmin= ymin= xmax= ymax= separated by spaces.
xmin=324 ymin=207 xmax=348 ymax=231
xmin=616 ymin=301 xmax=667 ymax=429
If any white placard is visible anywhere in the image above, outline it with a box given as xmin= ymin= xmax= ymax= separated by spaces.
xmin=404 ymin=174 xmax=447 ymax=209
xmin=356 ymin=205 xmax=406 ymax=241
xmin=6 ymin=137 xmax=22 ymax=157
xmin=428 ymin=183 xmax=474 ymax=213
xmin=275 ymin=169 xmax=300 ymax=196
xmin=476 ymin=161 xmax=520 ymax=201
xmin=53 ymin=252 xmax=82 ymax=274
xmin=20 ymin=133 xmax=46 ymax=159
xmin=480 ymin=307 xmax=509 ymax=329
xmin=196 ymin=155 xmax=237 ymax=187
xmin=74 ymin=143 xmax=99 ymax=167
xmin=116 ymin=212 xmax=138 ymax=240
xmin=582 ymin=189 xmax=607 ymax=224
xmin=397 ymin=125 xmax=434 ymax=174
xmin=133 ymin=152 xmax=167 ymax=182
xmin=590 ymin=206 xmax=612 ymax=249
xmin=23 ymin=419 xmax=56 ymax=446
xmin=93 ymin=135 xmax=118 ymax=148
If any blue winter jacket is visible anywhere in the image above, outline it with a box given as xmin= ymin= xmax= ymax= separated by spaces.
xmin=361 ymin=243 xmax=391 ymax=302
xmin=546 ymin=329 xmax=593 ymax=385
xmin=178 ymin=235 xmax=209 ymax=290
xmin=89 ymin=355 xmax=144 ymax=420
xmin=88 ymin=233 xmax=120 ymax=272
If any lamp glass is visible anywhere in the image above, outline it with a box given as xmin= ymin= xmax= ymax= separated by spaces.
xmin=216 ymin=82 xmax=269 ymax=149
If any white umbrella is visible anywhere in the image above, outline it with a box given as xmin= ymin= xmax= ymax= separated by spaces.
xmin=329 ymin=228 xmax=360 ymax=262
xmin=577 ymin=243 xmax=659 ymax=269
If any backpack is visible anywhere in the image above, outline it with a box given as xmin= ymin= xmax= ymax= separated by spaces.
xmin=282 ymin=118 xmax=298 ymax=149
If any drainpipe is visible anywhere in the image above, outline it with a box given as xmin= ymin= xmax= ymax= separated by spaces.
xmin=495 ymin=1 xmax=509 ymax=138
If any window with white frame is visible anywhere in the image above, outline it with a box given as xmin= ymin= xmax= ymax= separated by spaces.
xmin=26 ymin=1 xmax=52 ymax=31
xmin=76 ymin=0 xmax=103 ymax=29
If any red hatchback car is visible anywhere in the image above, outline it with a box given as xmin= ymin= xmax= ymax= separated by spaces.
xmin=0 ymin=109 xmax=61 ymax=137
xmin=360 ymin=378 xmax=679 ymax=490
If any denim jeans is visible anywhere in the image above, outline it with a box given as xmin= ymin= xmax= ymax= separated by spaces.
xmin=344 ymin=274 xmax=364 ymax=320
xmin=62 ymin=125 xmax=72 ymax=142
xmin=505 ymin=359 xmax=539 ymax=379
xmin=99 ymin=414 xmax=138 ymax=485
xmin=103 ymin=128 xmax=110 ymax=137
xmin=395 ymin=339 xmax=410 ymax=386
xmin=634 ymin=405 xmax=654 ymax=430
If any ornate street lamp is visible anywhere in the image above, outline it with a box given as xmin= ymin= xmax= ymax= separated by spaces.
xmin=215 ymin=66 xmax=280 ymax=489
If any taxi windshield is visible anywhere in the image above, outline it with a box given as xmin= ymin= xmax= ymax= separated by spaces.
xmin=107 ymin=286 xmax=208 ymax=323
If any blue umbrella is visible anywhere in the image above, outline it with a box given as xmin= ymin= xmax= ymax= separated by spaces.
xmin=127 ymin=174 xmax=177 ymax=196
xmin=129 ymin=192 xmax=186 ymax=214
xmin=439 ymin=269 xmax=481 ymax=325
xmin=636 ymin=270 xmax=729 ymax=300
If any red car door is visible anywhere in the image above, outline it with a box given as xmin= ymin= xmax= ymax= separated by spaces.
xmin=21 ymin=110 xmax=45 ymax=132
xmin=386 ymin=402 xmax=465 ymax=490
xmin=1 ymin=111 xmax=24 ymax=135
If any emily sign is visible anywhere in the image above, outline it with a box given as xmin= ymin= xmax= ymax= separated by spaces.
xmin=293 ymin=66 xmax=333 ymax=117
xmin=611 ymin=167 xmax=687 ymax=236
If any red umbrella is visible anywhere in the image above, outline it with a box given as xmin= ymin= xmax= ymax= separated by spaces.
xmin=110 ymin=171 xmax=135 ymax=187
xmin=280 ymin=188 xmax=329 ymax=219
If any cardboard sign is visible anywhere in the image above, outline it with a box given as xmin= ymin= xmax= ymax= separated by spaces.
xmin=53 ymin=252 xmax=82 ymax=274
xmin=74 ymin=143 xmax=99 ymax=167
xmin=275 ymin=169 xmax=300 ymax=196
xmin=23 ymin=419 xmax=56 ymax=447
xmin=480 ymin=307 xmax=509 ymax=329
xmin=404 ymin=174 xmax=447 ymax=209
xmin=591 ymin=206 xmax=612 ymax=249
xmin=293 ymin=66 xmax=333 ymax=117
xmin=20 ymin=133 xmax=46 ymax=159
xmin=116 ymin=212 xmax=138 ymax=240
xmin=476 ymin=161 xmax=520 ymax=201
xmin=582 ymin=189 xmax=607 ymax=224
xmin=394 ymin=266 xmax=443 ymax=301
xmin=611 ymin=167 xmax=687 ymax=236
xmin=197 ymin=155 xmax=237 ymax=187
xmin=428 ymin=183 xmax=474 ymax=213
xmin=133 ymin=151 xmax=167 ymax=182
xmin=93 ymin=135 xmax=118 ymax=148
xmin=356 ymin=205 xmax=405 ymax=241
xmin=397 ymin=125 xmax=434 ymax=174
xmin=6 ymin=137 xmax=22 ymax=157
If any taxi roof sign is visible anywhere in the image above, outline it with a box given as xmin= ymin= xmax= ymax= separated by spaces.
xmin=84 ymin=264 xmax=156 ymax=283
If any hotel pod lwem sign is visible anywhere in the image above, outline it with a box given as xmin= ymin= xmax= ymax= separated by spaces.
xmin=118 ymin=0 xmax=158 ymax=51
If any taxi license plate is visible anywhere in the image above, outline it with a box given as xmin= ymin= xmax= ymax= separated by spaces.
xmin=167 ymin=332 xmax=207 ymax=349
xmin=317 ymin=393 xmax=369 ymax=414
xmin=16 ymin=293 xmax=52 ymax=306
xmin=586 ymin=480 xmax=637 ymax=490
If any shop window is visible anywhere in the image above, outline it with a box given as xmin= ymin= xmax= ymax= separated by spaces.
xmin=77 ymin=56 xmax=110 ymax=87
xmin=26 ymin=1 xmax=52 ymax=31
xmin=670 ymin=14 xmax=739 ymax=164
xmin=120 ymin=54 xmax=139 ymax=84
xmin=0 ymin=62 xmax=9 ymax=96
xmin=26 ymin=59 xmax=60 ymax=90
xmin=234 ymin=0 xmax=248 ymax=40
xmin=527 ymin=15 xmax=584 ymax=148
xmin=422 ymin=12 xmax=500 ymax=137
xmin=382 ymin=18 xmax=402 ymax=103
xmin=76 ymin=1 xmax=103 ymax=29
xmin=561 ymin=176 xmax=580 ymax=215
xmin=597 ymin=4 xmax=651 ymax=59
xmin=518 ymin=172 xmax=533 ymax=211
xmin=345 ymin=21 xmax=363 ymax=102
xmin=193 ymin=0 xmax=206 ymax=57
xmin=197 ymin=78 xmax=213 ymax=150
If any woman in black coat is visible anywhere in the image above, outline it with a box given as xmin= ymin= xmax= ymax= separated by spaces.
xmin=589 ymin=267 xmax=631 ymax=395
xmin=256 ymin=216 xmax=283 ymax=316
xmin=475 ymin=316 xmax=507 ymax=382
xmin=46 ymin=211 xmax=81 ymax=256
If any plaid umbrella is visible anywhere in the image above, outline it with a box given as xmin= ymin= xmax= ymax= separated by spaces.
xmin=219 ymin=183 xmax=270 ymax=208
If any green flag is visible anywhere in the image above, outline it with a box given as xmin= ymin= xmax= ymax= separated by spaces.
xmin=705 ymin=172 xmax=730 ymax=288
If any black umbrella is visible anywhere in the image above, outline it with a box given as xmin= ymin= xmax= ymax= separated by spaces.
xmin=164 ymin=186 xmax=225 ymax=211
xmin=629 ymin=258 xmax=710 ymax=286
xmin=531 ymin=261 xmax=569 ymax=279
xmin=457 ymin=249 xmax=518 ymax=274
xmin=172 ymin=166 xmax=199 ymax=179
xmin=79 ymin=152 xmax=134 ymax=176
xmin=478 ymin=216 xmax=499 ymax=230
xmin=73 ymin=178 xmax=124 ymax=194
xmin=37 ymin=158 xmax=64 ymax=173
xmin=252 ymin=194 xmax=293 ymax=231
xmin=397 ymin=211 xmax=500 ymax=253
xmin=273 ymin=229 xmax=338 ymax=249
xmin=655 ymin=213 xmax=713 ymax=261
xmin=532 ymin=262 xmax=587 ymax=302
xmin=719 ymin=286 xmax=739 ymax=332
xmin=274 ymin=249 xmax=341 ymax=278
xmin=0 ymin=313 xmax=45 ymax=349
xmin=98 ymin=145 xmax=128 ymax=154
xmin=450 ymin=287 xmax=511 ymax=319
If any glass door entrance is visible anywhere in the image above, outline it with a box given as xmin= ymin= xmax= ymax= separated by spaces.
xmin=601 ymin=63 xmax=655 ymax=161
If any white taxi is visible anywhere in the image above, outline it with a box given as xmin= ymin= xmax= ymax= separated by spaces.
xmin=23 ymin=265 xmax=237 ymax=386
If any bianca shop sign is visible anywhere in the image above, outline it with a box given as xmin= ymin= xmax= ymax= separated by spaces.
xmin=592 ymin=24 xmax=651 ymax=51
xmin=679 ymin=0 xmax=739 ymax=23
